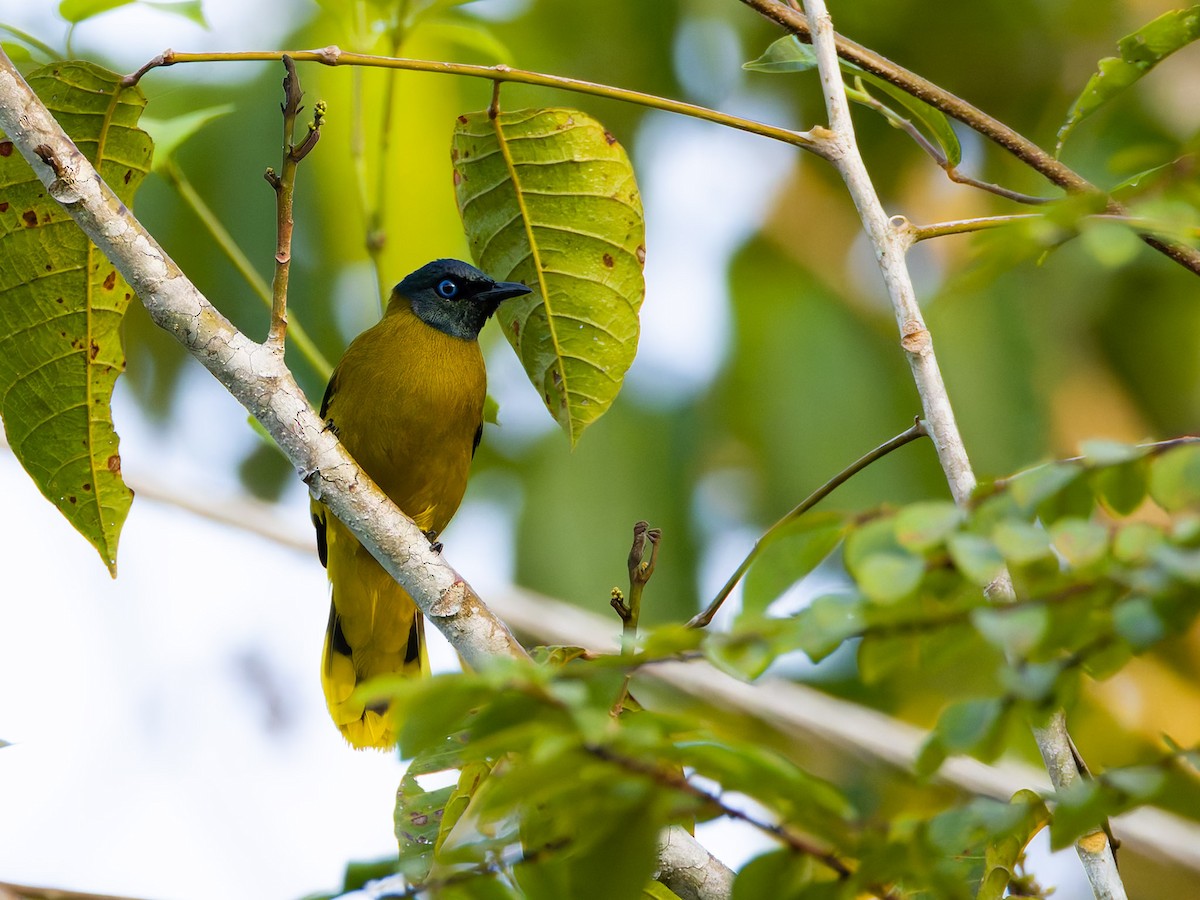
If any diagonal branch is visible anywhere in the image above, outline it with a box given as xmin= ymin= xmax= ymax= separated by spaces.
xmin=738 ymin=0 xmax=1200 ymax=278
xmin=0 ymin=48 xmax=523 ymax=675
xmin=0 ymin=48 xmax=732 ymax=900
xmin=796 ymin=2 xmax=1127 ymax=898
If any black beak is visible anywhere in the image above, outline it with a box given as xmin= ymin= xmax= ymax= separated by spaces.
xmin=477 ymin=280 xmax=533 ymax=317
xmin=480 ymin=280 xmax=533 ymax=303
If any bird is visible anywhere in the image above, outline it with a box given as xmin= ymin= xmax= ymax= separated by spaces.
xmin=311 ymin=258 xmax=531 ymax=749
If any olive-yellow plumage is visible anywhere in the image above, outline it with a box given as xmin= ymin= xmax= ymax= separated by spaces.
xmin=311 ymin=259 xmax=531 ymax=749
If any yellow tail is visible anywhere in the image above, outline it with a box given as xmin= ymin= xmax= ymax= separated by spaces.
xmin=317 ymin=509 xmax=429 ymax=749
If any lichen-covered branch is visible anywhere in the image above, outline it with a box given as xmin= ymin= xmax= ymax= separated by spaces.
xmin=0 ymin=48 xmax=732 ymax=899
xmin=0 ymin=48 xmax=524 ymax=672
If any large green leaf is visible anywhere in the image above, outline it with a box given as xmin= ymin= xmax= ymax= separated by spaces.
xmin=0 ymin=61 xmax=152 ymax=574
xmin=1057 ymin=6 xmax=1200 ymax=152
xmin=452 ymin=108 xmax=645 ymax=446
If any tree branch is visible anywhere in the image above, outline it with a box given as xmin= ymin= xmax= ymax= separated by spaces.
xmin=797 ymin=2 xmax=1127 ymax=897
xmin=0 ymin=48 xmax=730 ymax=899
xmin=0 ymin=48 xmax=523 ymax=673
xmin=738 ymin=0 xmax=1200 ymax=278
xmin=122 ymin=47 xmax=822 ymax=153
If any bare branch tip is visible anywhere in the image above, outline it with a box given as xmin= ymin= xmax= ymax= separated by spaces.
xmin=488 ymin=80 xmax=503 ymax=119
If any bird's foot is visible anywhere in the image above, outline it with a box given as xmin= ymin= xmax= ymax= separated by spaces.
xmin=423 ymin=529 xmax=443 ymax=554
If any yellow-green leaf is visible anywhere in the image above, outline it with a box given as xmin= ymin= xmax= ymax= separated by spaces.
xmin=0 ymin=61 xmax=152 ymax=574
xmin=452 ymin=108 xmax=646 ymax=446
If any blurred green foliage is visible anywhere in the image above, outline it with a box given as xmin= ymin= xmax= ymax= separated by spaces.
xmin=6 ymin=0 xmax=1200 ymax=896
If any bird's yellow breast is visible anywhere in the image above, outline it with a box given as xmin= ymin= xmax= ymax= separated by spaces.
xmin=323 ymin=302 xmax=487 ymax=533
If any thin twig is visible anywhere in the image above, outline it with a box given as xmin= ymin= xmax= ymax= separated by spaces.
xmin=365 ymin=29 xmax=405 ymax=305
xmin=902 ymin=211 xmax=1200 ymax=244
xmin=582 ymin=744 xmax=897 ymax=896
xmin=122 ymin=48 xmax=822 ymax=154
xmin=689 ymin=418 xmax=927 ymax=629
xmin=798 ymin=2 xmax=1128 ymax=897
xmin=737 ymin=0 xmax=1200 ymax=278
xmin=0 ymin=884 xmax=151 ymax=900
xmin=265 ymin=56 xmax=301 ymax=349
xmin=159 ymin=159 xmax=332 ymax=377
xmin=846 ymin=80 xmax=1050 ymax=205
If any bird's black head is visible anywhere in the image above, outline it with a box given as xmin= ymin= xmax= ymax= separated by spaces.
xmin=392 ymin=258 xmax=532 ymax=341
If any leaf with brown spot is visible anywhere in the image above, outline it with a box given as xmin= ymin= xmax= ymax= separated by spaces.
xmin=0 ymin=61 xmax=152 ymax=575
xmin=452 ymin=108 xmax=645 ymax=446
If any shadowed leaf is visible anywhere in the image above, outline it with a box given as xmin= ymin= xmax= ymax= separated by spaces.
xmin=0 ymin=60 xmax=153 ymax=574
xmin=453 ymin=108 xmax=645 ymax=446
xmin=1057 ymin=6 xmax=1200 ymax=152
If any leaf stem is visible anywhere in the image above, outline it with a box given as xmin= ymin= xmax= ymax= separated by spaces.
xmin=845 ymin=81 xmax=1051 ymax=206
xmin=123 ymin=48 xmax=822 ymax=153
xmin=0 ymin=25 xmax=62 ymax=61
xmin=689 ymin=418 xmax=927 ymax=629
xmin=159 ymin=159 xmax=332 ymax=377
xmin=900 ymin=212 xmax=1200 ymax=244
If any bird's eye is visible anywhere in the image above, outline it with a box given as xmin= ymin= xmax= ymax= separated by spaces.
xmin=435 ymin=278 xmax=459 ymax=299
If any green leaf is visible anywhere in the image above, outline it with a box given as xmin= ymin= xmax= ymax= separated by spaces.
xmin=977 ymin=790 xmax=1050 ymax=900
xmin=393 ymin=674 xmax=491 ymax=758
xmin=1048 ymin=517 xmax=1109 ymax=568
xmin=0 ymin=61 xmax=153 ymax=574
xmin=971 ymin=606 xmax=1048 ymax=658
xmin=420 ymin=19 xmax=514 ymax=64
xmin=1113 ymin=521 xmax=1164 ymax=563
xmin=857 ymin=633 xmax=915 ymax=684
xmin=141 ymin=105 xmax=233 ymax=167
xmin=1149 ymin=442 xmax=1200 ymax=511
xmin=791 ymin=594 xmax=865 ymax=662
xmin=1079 ymin=438 xmax=1143 ymax=466
xmin=947 ymin=533 xmax=1006 ymax=586
xmin=1113 ymin=596 xmax=1165 ymax=650
xmin=845 ymin=517 xmax=925 ymax=603
xmin=642 ymin=884 xmax=680 ymax=900
xmin=516 ymin=794 xmax=661 ymax=900
xmin=990 ymin=519 xmax=1051 ymax=565
xmin=453 ymin=108 xmax=646 ymax=446
xmin=1 ymin=42 xmax=32 ymax=63
xmin=742 ymin=512 xmax=845 ymax=616
xmin=340 ymin=857 xmax=400 ymax=893
xmin=1050 ymin=765 xmax=1171 ymax=849
xmin=438 ymin=759 xmax=492 ymax=854
xmin=675 ymin=740 xmax=854 ymax=831
xmin=929 ymin=698 xmax=1007 ymax=758
xmin=854 ymin=549 xmax=924 ymax=604
xmin=1057 ymin=6 xmax=1200 ymax=152
xmin=396 ymin=767 xmax=454 ymax=883
xmin=139 ymin=0 xmax=208 ymax=27
xmin=894 ymin=501 xmax=963 ymax=551
xmin=1006 ymin=462 xmax=1080 ymax=515
xmin=742 ymin=35 xmax=818 ymax=74
xmin=852 ymin=71 xmax=962 ymax=167
xmin=1110 ymin=158 xmax=1176 ymax=194
xmin=744 ymin=36 xmax=960 ymax=166
xmin=405 ymin=0 xmax=481 ymax=28
xmin=1090 ymin=456 xmax=1148 ymax=516
xmin=733 ymin=849 xmax=813 ymax=900
xmin=58 ymin=0 xmax=132 ymax=23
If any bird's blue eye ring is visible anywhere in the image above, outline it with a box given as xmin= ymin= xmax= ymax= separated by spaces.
xmin=436 ymin=278 xmax=459 ymax=299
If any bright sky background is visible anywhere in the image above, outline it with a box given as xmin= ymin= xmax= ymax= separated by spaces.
xmin=0 ymin=2 xmax=1092 ymax=898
